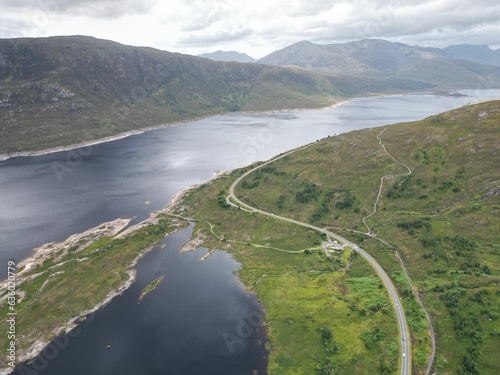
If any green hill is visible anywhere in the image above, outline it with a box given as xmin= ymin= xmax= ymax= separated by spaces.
xmin=176 ymin=100 xmax=500 ymax=374
xmin=0 ymin=36 xmax=347 ymax=154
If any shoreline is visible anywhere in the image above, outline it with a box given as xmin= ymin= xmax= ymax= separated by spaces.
xmin=0 ymin=118 xmax=203 ymax=162
xmin=0 ymin=99 xmax=352 ymax=162
xmin=0 ymin=170 xmax=229 ymax=373
xmin=0 ymin=167 xmax=229 ymax=286
xmin=0 ymin=218 xmax=132 ymax=293
xmin=0 ymin=220 xmax=188 ymax=374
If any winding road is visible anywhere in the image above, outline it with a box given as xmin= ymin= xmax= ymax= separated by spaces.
xmin=226 ymin=145 xmax=412 ymax=375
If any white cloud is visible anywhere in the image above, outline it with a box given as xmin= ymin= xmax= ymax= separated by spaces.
xmin=0 ymin=0 xmax=160 ymax=19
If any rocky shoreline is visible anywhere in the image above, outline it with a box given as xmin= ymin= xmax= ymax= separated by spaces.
xmin=0 ymin=122 xmax=183 ymax=162
xmin=0 ymin=170 xmax=230 ymax=374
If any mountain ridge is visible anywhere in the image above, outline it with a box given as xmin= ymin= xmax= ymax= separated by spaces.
xmin=0 ymin=35 xmax=347 ymax=153
xmin=198 ymin=50 xmax=256 ymax=63
xmin=258 ymin=39 xmax=500 ymax=88
xmin=441 ymin=44 xmax=500 ymax=66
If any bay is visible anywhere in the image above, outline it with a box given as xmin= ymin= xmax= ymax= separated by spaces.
xmin=14 ymin=224 xmax=268 ymax=375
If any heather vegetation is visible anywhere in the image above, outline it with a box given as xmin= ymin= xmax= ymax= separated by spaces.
xmin=177 ymin=100 xmax=500 ymax=374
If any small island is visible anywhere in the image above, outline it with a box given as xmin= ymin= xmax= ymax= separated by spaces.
xmin=138 ymin=276 xmax=164 ymax=302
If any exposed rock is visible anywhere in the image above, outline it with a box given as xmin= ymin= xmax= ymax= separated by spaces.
xmin=482 ymin=188 xmax=499 ymax=200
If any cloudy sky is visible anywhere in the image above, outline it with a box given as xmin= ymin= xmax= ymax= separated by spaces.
xmin=0 ymin=0 xmax=499 ymax=58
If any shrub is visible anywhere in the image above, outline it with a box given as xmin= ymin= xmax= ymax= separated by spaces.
xmin=296 ymin=182 xmax=322 ymax=203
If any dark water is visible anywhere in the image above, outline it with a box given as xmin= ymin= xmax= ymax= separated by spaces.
xmin=2 ymin=90 xmax=500 ymax=374
xmin=14 ymin=225 xmax=268 ymax=375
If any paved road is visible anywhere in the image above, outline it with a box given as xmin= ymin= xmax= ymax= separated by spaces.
xmin=227 ymin=146 xmax=411 ymax=375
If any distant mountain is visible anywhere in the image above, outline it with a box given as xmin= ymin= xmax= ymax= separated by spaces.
xmin=0 ymin=36 xmax=350 ymax=154
xmin=198 ymin=50 xmax=256 ymax=63
xmin=259 ymin=39 xmax=500 ymax=89
xmin=441 ymin=44 xmax=500 ymax=67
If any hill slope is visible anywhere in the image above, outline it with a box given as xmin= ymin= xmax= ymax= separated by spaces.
xmin=178 ymin=100 xmax=500 ymax=374
xmin=259 ymin=39 xmax=500 ymax=89
xmin=0 ymin=36 xmax=346 ymax=154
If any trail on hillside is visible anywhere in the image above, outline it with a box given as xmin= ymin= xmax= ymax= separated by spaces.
xmin=362 ymin=128 xmax=412 ymax=235
xmin=361 ymin=128 xmax=436 ymax=375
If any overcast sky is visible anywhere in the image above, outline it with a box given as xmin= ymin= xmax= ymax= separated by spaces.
xmin=0 ymin=0 xmax=499 ymax=58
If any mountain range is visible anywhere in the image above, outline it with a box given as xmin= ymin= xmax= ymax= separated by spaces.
xmin=258 ymin=39 xmax=500 ymax=89
xmin=198 ymin=50 xmax=256 ymax=63
xmin=199 ymin=43 xmax=500 ymax=67
xmin=1 ymin=36 xmax=500 ymax=154
xmin=441 ymin=44 xmax=500 ymax=66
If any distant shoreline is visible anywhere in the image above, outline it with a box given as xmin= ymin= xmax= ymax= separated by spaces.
xmin=0 ymin=99 xmax=352 ymax=162
xmin=0 ymin=89 xmax=493 ymax=162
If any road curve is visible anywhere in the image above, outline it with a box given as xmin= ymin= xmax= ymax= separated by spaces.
xmin=227 ymin=146 xmax=411 ymax=375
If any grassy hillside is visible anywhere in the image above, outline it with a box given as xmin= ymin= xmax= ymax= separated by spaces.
xmin=0 ymin=36 xmax=346 ymax=154
xmin=175 ymin=100 xmax=500 ymax=374
xmin=174 ymin=177 xmax=402 ymax=374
